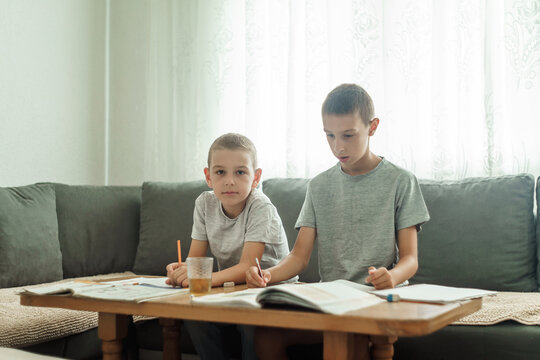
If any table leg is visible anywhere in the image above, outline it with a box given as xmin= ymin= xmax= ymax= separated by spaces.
xmin=98 ymin=313 xmax=129 ymax=360
xmin=370 ymin=335 xmax=397 ymax=360
xmin=160 ymin=318 xmax=182 ymax=360
xmin=323 ymin=331 xmax=354 ymax=360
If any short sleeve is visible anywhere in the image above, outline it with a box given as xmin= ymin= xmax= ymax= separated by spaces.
xmin=294 ymin=181 xmax=316 ymax=229
xmin=244 ymin=201 xmax=283 ymax=245
xmin=191 ymin=193 xmax=208 ymax=241
xmin=395 ymin=173 xmax=430 ymax=231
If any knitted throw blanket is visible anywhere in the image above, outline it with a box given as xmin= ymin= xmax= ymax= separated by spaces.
xmin=453 ymin=292 xmax=540 ymax=325
xmin=0 ymin=272 xmax=134 ymax=348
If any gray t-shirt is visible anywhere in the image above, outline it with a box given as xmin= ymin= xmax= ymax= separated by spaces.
xmin=295 ymin=158 xmax=430 ymax=283
xmin=191 ymin=188 xmax=291 ymax=271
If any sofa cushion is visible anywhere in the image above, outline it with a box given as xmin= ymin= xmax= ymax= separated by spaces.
xmin=537 ymin=177 xmax=540 ymax=291
xmin=53 ymin=184 xmax=141 ymax=278
xmin=262 ymin=178 xmax=320 ymax=282
xmin=0 ymin=184 xmax=62 ymax=287
xmin=413 ymin=174 xmax=537 ymax=291
xmin=133 ymin=181 xmax=210 ymax=275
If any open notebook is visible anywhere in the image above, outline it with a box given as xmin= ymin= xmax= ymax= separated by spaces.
xmin=370 ymin=284 xmax=496 ymax=304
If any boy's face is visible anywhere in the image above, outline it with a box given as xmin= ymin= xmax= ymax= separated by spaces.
xmin=322 ymin=112 xmax=379 ymax=175
xmin=204 ymin=149 xmax=261 ymax=218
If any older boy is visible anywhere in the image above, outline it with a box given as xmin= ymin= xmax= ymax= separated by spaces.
xmin=167 ymin=133 xmax=292 ymax=360
xmin=246 ymin=84 xmax=430 ymax=359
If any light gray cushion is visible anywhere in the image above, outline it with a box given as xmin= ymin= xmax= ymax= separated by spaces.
xmin=133 ymin=181 xmax=210 ymax=275
xmin=0 ymin=184 xmax=62 ymax=287
xmin=53 ymin=184 xmax=141 ymax=278
xmin=262 ymin=178 xmax=320 ymax=283
xmin=413 ymin=174 xmax=537 ymax=292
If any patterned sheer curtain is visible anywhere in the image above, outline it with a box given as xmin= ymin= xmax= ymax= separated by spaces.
xmin=144 ymin=0 xmax=540 ymax=182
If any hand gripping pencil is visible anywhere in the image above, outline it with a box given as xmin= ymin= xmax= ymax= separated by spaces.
xmin=255 ymin=258 xmax=264 ymax=279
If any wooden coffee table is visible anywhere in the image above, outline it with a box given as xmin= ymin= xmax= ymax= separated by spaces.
xmin=20 ymin=283 xmax=481 ymax=360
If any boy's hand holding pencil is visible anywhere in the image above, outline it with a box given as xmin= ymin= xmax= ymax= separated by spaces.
xmin=165 ymin=240 xmax=188 ymax=287
xmin=246 ymin=258 xmax=270 ymax=288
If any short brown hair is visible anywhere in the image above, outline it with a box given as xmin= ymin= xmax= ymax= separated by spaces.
xmin=207 ymin=133 xmax=258 ymax=168
xmin=321 ymin=84 xmax=374 ymax=126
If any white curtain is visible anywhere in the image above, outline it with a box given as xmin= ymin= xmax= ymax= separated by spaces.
xmin=143 ymin=0 xmax=540 ymax=182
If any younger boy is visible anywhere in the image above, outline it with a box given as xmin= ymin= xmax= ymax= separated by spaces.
xmin=246 ymin=84 xmax=430 ymax=359
xmin=166 ymin=133 xmax=292 ymax=360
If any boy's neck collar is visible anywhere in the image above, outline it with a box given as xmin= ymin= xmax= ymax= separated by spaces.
xmin=339 ymin=154 xmax=383 ymax=176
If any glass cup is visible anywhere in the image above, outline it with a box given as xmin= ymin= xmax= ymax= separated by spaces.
xmin=186 ymin=257 xmax=213 ymax=296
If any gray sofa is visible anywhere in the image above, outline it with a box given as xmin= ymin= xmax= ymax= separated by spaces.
xmin=394 ymin=174 xmax=540 ymax=360
xmin=1 ymin=174 xmax=539 ymax=359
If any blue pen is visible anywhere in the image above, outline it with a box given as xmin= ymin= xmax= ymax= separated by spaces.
xmin=386 ymin=294 xmax=401 ymax=302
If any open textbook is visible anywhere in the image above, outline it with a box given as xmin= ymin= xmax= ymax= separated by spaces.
xmin=19 ymin=277 xmax=188 ymax=303
xmin=191 ymin=280 xmax=497 ymax=314
xmin=370 ymin=284 xmax=496 ymax=304
xmin=191 ymin=280 xmax=384 ymax=315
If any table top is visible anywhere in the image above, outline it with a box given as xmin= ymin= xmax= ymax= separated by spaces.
xmin=20 ymin=283 xmax=482 ymax=337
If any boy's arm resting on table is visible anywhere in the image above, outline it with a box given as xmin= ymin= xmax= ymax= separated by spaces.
xmin=166 ymin=239 xmax=208 ymax=287
xmin=247 ymin=226 xmax=316 ymax=287
xmin=211 ymin=241 xmax=265 ymax=286
xmin=391 ymin=225 xmax=419 ymax=284
xmin=365 ymin=226 xmax=419 ymax=289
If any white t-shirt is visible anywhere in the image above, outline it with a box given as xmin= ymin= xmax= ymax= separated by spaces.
xmin=191 ymin=188 xmax=291 ymax=271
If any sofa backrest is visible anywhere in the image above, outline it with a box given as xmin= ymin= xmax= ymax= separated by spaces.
xmin=0 ymin=184 xmax=62 ymax=288
xmin=262 ymin=178 xmax=320 ymax=283
xmin=537 ymin=177 xmax=540 ymax=291
xmin=133 ymin=181 xmax=211 ymax=275
xmin=412 ymin=174 xmax=537 ymax=292
xmin=4 ymin=174 xmax=537 ymax=291
xmin=53 ymin=184 xmax=142 ymax=278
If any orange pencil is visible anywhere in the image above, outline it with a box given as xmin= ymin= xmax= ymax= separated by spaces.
xmin=177 ymin=240 xmax=182 ymax=264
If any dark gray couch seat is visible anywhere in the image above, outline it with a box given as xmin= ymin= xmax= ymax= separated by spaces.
xmin=395 ymin=321 xmax=540 ymax=360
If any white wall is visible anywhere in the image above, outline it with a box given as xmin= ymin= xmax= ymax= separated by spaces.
xmin=0 ymin=0 xmax=106 ymax=186
xmin=108 ymin=0 xmax=150 ymax=185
